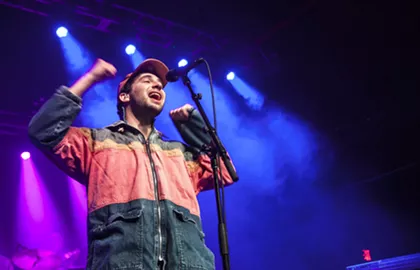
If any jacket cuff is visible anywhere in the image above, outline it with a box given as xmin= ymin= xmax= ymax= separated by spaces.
xmin=57 ymin=86 xmax=82 ymax=105
xmin=173 ymin=109 xmax=212 ymax=154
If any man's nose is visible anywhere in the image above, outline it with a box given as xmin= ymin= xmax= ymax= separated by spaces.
xmin=152 ymin=82 xmax=162 ymax=90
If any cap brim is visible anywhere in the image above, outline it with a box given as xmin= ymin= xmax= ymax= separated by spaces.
xmin=117 ymin=58 xmax=169 ymax=94
xmin=132 ymin=58 xmax=169 ymax=87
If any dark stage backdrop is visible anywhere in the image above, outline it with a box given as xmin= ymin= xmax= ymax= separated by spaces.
xmin=0 ymin=2 xmax=419 ymax=270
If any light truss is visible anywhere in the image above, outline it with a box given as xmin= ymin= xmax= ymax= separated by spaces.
xmin=0 ymin=0 xmax=221 ymax=51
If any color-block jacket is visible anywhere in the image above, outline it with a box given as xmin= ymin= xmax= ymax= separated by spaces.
xmin=28 ymin=86 xmax=235 ymax=270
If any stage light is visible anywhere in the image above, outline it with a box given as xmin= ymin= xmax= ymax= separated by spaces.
xmin=56 ymin=27 xmax=68 ymax=38
xmin=21 ymin=152 xmax=30 ymax=160
xmin=125 ymin=45 xmax=136 ymax=55
xmin=178 ymin=59 xmax=188 ymax=67
xmin=363 ymin=250 xmax=372 ymax=261
xmin=226 ymin=72 xmax=235 ymax=81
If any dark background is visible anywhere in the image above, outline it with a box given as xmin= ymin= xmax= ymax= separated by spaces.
xmin=0 ymin=0 xmax=419 ymax=269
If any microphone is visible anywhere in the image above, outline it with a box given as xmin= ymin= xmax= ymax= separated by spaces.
xmin=166 ymin=58 xmax=205 ymax=82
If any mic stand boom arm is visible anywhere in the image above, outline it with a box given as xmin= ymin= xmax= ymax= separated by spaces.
xmin=181 ymin=75 xmax=238 ymax=270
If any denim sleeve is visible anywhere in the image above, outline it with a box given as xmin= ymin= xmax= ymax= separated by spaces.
xmin=28 ymin=86 xmax=93 ymax=183
xmin=172 ymin=109 xmax=235 ymax=193
xmin=172 ymin=109 xmax=211 ymax=154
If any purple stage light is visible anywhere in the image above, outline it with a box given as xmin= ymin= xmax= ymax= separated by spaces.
xmin=21 ymin=152 xmax=31 ymax=160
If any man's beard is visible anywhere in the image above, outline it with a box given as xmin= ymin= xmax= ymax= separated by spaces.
xmin=131 ymin=99 xmax=164 ymax=120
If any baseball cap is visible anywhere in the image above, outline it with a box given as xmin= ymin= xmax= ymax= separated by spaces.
xmin=118 ymin=58 xmax=169 ymax=93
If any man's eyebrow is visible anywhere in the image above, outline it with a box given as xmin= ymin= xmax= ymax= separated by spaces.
xmin=138 ymin=74 xmax=162 ymax=85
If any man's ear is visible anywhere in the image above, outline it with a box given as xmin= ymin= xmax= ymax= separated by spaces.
xmin=118 ymin=92 xmax=130 ymax=104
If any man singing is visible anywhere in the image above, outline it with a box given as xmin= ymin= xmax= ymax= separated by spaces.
xmin=28 ymin=58 xmax=235 ymax=269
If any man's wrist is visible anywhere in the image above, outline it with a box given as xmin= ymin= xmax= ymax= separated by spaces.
xmin=69 ymin=72 xmax=97 ymax=97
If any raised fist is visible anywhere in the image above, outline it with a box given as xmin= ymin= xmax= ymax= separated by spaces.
xmin=170 ymin=104 xmax=194 ymax=121
xmin=87 ymin=58 xmax=117 ymax=82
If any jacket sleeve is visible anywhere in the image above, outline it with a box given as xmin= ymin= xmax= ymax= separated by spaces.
xmin=173 ymin=109 xmax=235 ymax=193
xmin=28 ymin=86 xmax=93 ymax=184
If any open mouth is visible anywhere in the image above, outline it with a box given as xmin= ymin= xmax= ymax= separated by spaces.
xmin=148 ymin=91 xmax=162 ymax=101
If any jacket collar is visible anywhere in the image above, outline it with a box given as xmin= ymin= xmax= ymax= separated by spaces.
xmin=106 ymin=121 xmax=162 ymax=141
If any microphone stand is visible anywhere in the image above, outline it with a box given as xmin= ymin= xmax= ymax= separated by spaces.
xmin=181 ymin=75 xmax=239 ymax=270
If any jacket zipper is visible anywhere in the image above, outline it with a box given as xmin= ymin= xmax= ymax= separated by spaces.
xmin=142 ymin=136 xmax=164 ymax=263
